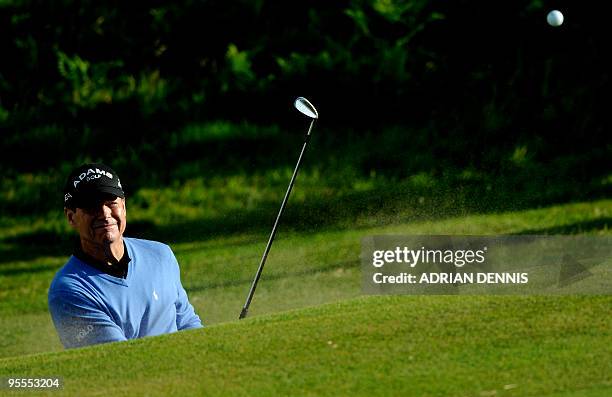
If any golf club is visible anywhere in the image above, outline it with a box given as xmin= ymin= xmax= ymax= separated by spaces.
xmin=239 ymin=97 xmax=319 ymax=319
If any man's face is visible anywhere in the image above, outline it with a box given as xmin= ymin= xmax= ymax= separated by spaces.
xmin=65 ymin=195 xmax=127 ymax=247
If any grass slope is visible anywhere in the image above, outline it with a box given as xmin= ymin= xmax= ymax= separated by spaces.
xmin=0 ymin=200 xmax=610 ymax=360
xmin=1 ymin=295 xmax=611 ymax=396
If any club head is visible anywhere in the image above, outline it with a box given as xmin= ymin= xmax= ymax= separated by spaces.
xmin=294 ymin=97 xmax=318 ymax=119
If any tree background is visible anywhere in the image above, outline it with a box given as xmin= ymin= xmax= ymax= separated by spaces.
xmin=1 ymin=0 xmax=610 ymax=220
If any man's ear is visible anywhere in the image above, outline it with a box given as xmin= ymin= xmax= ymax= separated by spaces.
xmin=65 ymin=207 xmax=77 ymax=229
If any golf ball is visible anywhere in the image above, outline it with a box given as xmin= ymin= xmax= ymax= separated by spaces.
xmin=547 ymin=10 xmax=564 ymax=27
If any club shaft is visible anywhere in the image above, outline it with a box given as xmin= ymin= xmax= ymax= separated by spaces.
xmin=240 ymin=119 xmax=315 ymax=319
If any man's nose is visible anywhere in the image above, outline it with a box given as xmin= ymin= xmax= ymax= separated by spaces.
xmin=102 ymin=204 xmax=113 ymax=216
xmin=92 ymin=203 xmax=113 ymax=217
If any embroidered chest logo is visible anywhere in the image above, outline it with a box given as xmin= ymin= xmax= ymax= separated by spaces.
xmin=153 ymin=289 xmax=159 ymax=301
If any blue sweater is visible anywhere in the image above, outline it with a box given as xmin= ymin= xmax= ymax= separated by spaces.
xmin=48 ymin=237 xmax=202 ymax=348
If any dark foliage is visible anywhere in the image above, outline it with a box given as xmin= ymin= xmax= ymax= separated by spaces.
xmin=0 ymin=0 xmax=609 ymax=179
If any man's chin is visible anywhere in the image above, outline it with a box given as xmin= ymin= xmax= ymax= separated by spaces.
xmin=96 ymin=230 xmax=120 ymax=244
xmin=104 ymin=231 xmax=120 ymax=242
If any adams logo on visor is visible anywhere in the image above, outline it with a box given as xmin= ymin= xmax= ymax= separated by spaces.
xmin=72 ymin=168 xmax=114 ymax=188
xmin=63 ymin=163 xmax=125 ymax=208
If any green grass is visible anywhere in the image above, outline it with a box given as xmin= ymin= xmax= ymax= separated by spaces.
xmin=0 ymin=199 xmax=610 ymax=360
xmin=1 ymin=295 xmax=611 ymax=396
xmin=0 ymin=123 xmax=612 ymax=397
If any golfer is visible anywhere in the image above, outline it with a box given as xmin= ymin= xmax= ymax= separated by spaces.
xmin=49 ymin=163 xmax=202 ymax=348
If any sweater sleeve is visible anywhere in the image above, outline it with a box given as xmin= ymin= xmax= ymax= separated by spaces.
xmin=166 ymin=247 xmax=203 ymax=330
xmin=176 ymin=281 xmax=203 ymax=330
xmin=48 ymin=290 xmax=127 ymax=348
